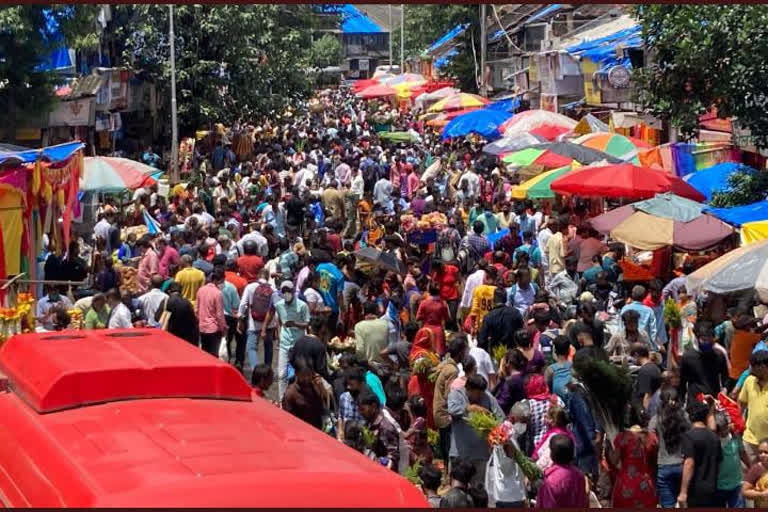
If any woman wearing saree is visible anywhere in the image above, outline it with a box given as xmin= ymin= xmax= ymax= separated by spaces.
xmin=408 ymin=327 xmax=439 ymax=429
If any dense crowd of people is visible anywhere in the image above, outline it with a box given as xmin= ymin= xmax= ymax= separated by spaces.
xmin=35 ymin=86 xmax=768 ymax=508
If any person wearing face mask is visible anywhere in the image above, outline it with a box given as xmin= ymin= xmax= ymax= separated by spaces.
xmin=679 ymin=320 xmax=729 ymax=405
xmin=36 ymin=285 xmax=73 ymax=331
xmin=262 ymin=280 xmax=310 ymax=402
xmin=485 ymin=402 xmax=531 ymax=508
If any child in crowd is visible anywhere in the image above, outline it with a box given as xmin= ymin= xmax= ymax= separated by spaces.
xmin=251 ymin=364 xmax=274 ymax=399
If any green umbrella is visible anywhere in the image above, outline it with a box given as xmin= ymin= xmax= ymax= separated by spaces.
xmin=527 ymin=165 xmax=573 ymax=199
xmin=379 ymin=131 xmax=418 ymax=143
xmin=502 ymin=147 xmax=546 ymax=166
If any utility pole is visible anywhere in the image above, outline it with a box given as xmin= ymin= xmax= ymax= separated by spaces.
xmin=388 ymin=5 xmax=393 ymax=69
xmin=169 ymin=4 xmax=179 ymax=184
xmin=479 ymin=3 xmax=487 ymax=96
xmin=400 ymin=4 xmax=404 ymax=71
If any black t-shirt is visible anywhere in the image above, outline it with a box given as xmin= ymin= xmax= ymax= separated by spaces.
xmin=680 ymin=426 xmax=722 ymax=506
xmin=636 ymin=362 xmax=662 ymax=398
xmin=679 ymin=349 xmax=728 ymax=404
xmin=286 ymin=196 xmax=305 ymax=226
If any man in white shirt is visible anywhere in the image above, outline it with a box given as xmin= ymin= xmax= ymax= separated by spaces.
xmin=36 ymin=287 xmax=74 ymax=331
xmin=236 ymin=227 xmax=269 ymax=258
xmin=106 ymin=288 xmax=133 ymax=329
xmin=137 ymin=275 xmax=169 ymax=327
xmin=94 ymin=213 xmax=112 ymax=247
xmin=460 ymin=265 xmax=487 ymax=321
xmin=373 ymin=176 xmax=393 ymax=208
xmin=458 ymin=168 xmax=480 ymax=200
xmin=237 ymin=269 xmax=281 ymax=374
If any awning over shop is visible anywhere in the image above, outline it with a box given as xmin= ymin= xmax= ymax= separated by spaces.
xmin=0 ymin=141 xmax=84 ymax=166
xmin=566 ymin=21 xmax=641 ymax=71
xmin=434 ymin=48 xmax=459 ymax=69
xmin=526 ymin=4 xmax=563 ymax=24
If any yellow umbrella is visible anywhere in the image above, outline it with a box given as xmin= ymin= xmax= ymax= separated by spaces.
xmin=428 ymin=93 xmax=490 ymax=113
xmin=741 ymin=220 xmax=768 ymax=246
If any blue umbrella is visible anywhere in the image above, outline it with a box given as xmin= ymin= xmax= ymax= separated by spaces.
xmin=684 ymin=162 xmax=754 ymax=201
xmin=442 ymin=108 xmax=513 ymax=140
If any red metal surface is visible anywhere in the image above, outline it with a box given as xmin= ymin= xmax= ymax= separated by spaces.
xmin=0 ymin=330 xmax=428 ymax=507
xmin=0 ymin=329 xmax=252 ymax=413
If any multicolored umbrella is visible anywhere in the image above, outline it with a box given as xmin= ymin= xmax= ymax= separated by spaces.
xmin=357 ymin=84 xmax=397 ymax=99
xmin=428 ymin=93 xmax=490 ymax=113
xmin=426 ymin=108 xmax=480 ymax=127
xmin=482 ymin=133 xmax=547 ymax=155
xmin=502 ymin=148 xmax=573 ymax=169
xmin=81 ymin=157 xmax=158 ymax=193
xmin=550 ymin=164 xmax=706 ymax=201
xmin=573 ymin=132 xmax=651 ymax=162
xmin=529 ymin=124 xmax=571 ymax=141
xmin=687 ymin=238 xmax=768 ymax=301
xmin=442 ymin=108 xmax=513 ymax=140
xmin=502 ymin=142 xmax=620 ymax=167
xmin=352 ymin=78 xmax=380 ymax=92
xmin=500 ymin=109 xmax=577 ymax=137
xmin=590 ymin=194 xmax=734 ymax=250
xmin=510 ymin=165 xmax=572 ymax=200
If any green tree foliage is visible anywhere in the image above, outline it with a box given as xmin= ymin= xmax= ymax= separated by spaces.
xmin=709 ymin=168 xmax=768 ymax=208
xmin=115 ymin=4 xmax=313 ymax=133
xmin=0 ymin=5 xmax=98 ymax=142
xmin=633 ymin=5 xmax=768 ymax=148
xmin=310 ymin=34 xmax=342 ymax=70
xmin=391 ymin=5 xmax=479 ymax=92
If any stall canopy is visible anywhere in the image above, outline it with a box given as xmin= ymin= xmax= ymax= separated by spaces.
xmin=0 ymin=141 xmax=83 ymax=166
xmin=483 ymin=133 xmax=547 ymax=156
xmin=428 ymin=93 xmax=490 ymax=113
xmin=684 ymin=162 xmax=750 ymax=202
xmin=566 ymin=24 xmax=642 ymax=71
xmin=442 ymin=108 xmax=513 ymax=140
xmin=81 ymin=157 xmax=158 ymax=193
xmin=706 ymin=200 xmax=768 ymax=227
xmin=500 ymin=109 xmax=577 ymax=137
xmin=550 ymin=163 xmax=706 ymax=201
xmin=687 ymin=238 xmax=768 ymax=302
xmin=434 ymin=48 xmax=459 ymax=70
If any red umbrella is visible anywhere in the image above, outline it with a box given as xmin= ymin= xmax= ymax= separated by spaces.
xmin=550 ymin=163 xmax=706 ymax=201
xmin=357 ymin=84 xmax=397 ymax=99
xmin=352 ymin=78 xmax=380 ymax=92
xmin=529 ymin=124 xmax=571 ymax=141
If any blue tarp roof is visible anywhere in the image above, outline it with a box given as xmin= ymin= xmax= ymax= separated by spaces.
xmin=442 ymin=108 xmax=513 ymax=140
xmin=526 ymin=4 xmax=563 ymax=24
xmin=434 ymin=48 xmax=459 ymax=69
xmin=340 ymin=5 xmax=383 ymax=34
xmin=0 ymin=142 xmax=84 ymax=166
xmin=487 ymin=97 xmax=521 ymax=113
xmin=566 ymin=25 xmax=642 ymax=72
xmin=684 ymin=162 xmax=751 ymax=202
xmin=706 ymin=200 xmax=768 ymax=227
xmin=427 ymin=24 xmax=469 ymax=54
xmin=34 ymin=9 xmax=74 ymax=72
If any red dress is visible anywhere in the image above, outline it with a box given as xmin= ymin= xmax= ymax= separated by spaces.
xmin=611 ymin=431 xmax=658 ymax=508
xmin=416 ymin=296 xmax=449 ymax=355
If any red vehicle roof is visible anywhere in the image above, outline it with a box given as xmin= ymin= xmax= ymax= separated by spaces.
xmin=0 ymin=330 xmax=427 ymax=507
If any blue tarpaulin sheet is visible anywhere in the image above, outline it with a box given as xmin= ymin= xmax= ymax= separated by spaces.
xmin=0 ymin=142 xmax=84 ymax=166
xmin=442 ymin=109 xmax=513 ymax=140
xmin=566 ymin=25 xmax=642 ymax=72
xmin=526 ymin=4 xmax=563 ymax=24
xmin=434 ymin=48 xmax=459 ymax=69
xmin=487 ymin=97 xmax=521 ymax=113
xmin=428 ymin=24 xmax=469 ymax=54
xmin=684 ymin=162 xmax=750 ymax=202
xmin=339 ymin=5 xmax=383 ymax=33
xmin=706 ymin=200 xmax=768 ymax=227
xmin=488 ymin=228 xmax=510 ymax=249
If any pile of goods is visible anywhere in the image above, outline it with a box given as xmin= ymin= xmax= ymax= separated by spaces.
xmin=67 ymin=308 xmax=84 ymax=330
xmin=401 ymin=212 xmax=448 ymax=234
xmin=0 ymin=292 xmax=36 ymax=344
xmin=467 ymin=411 xmax=543 ymax=482
xmin=117 ymin=264 xmax=141 ymax=295
xmin=328 ymin=336 xmax=356 ymax=352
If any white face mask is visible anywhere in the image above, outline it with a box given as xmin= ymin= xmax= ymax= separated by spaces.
xmin=282 ymin=291 xmax=294 ymax=303
xmin=512 ymin=423 xmax=527 ymax=436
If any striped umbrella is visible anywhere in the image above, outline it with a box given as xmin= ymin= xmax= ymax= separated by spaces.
xmin=573 ymin=132 xmax=651 ymax=162
xmin=428 ymin=93 xmax=490 ymax=113
xmin=502 ymin=148 xmax=573 ymax=169
xmin=81 ymin=157 xmax=158 ymax=193
xmin=510 ymin=165 xmax=573 ymax=200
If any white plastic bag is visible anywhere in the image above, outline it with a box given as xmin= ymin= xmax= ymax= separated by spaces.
xmin=218 ymin=336 xmax=229 ymax=361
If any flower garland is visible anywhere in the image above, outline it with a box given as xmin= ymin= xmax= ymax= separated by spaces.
xmin=0 ymin=292 xmax=35 ymax=343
